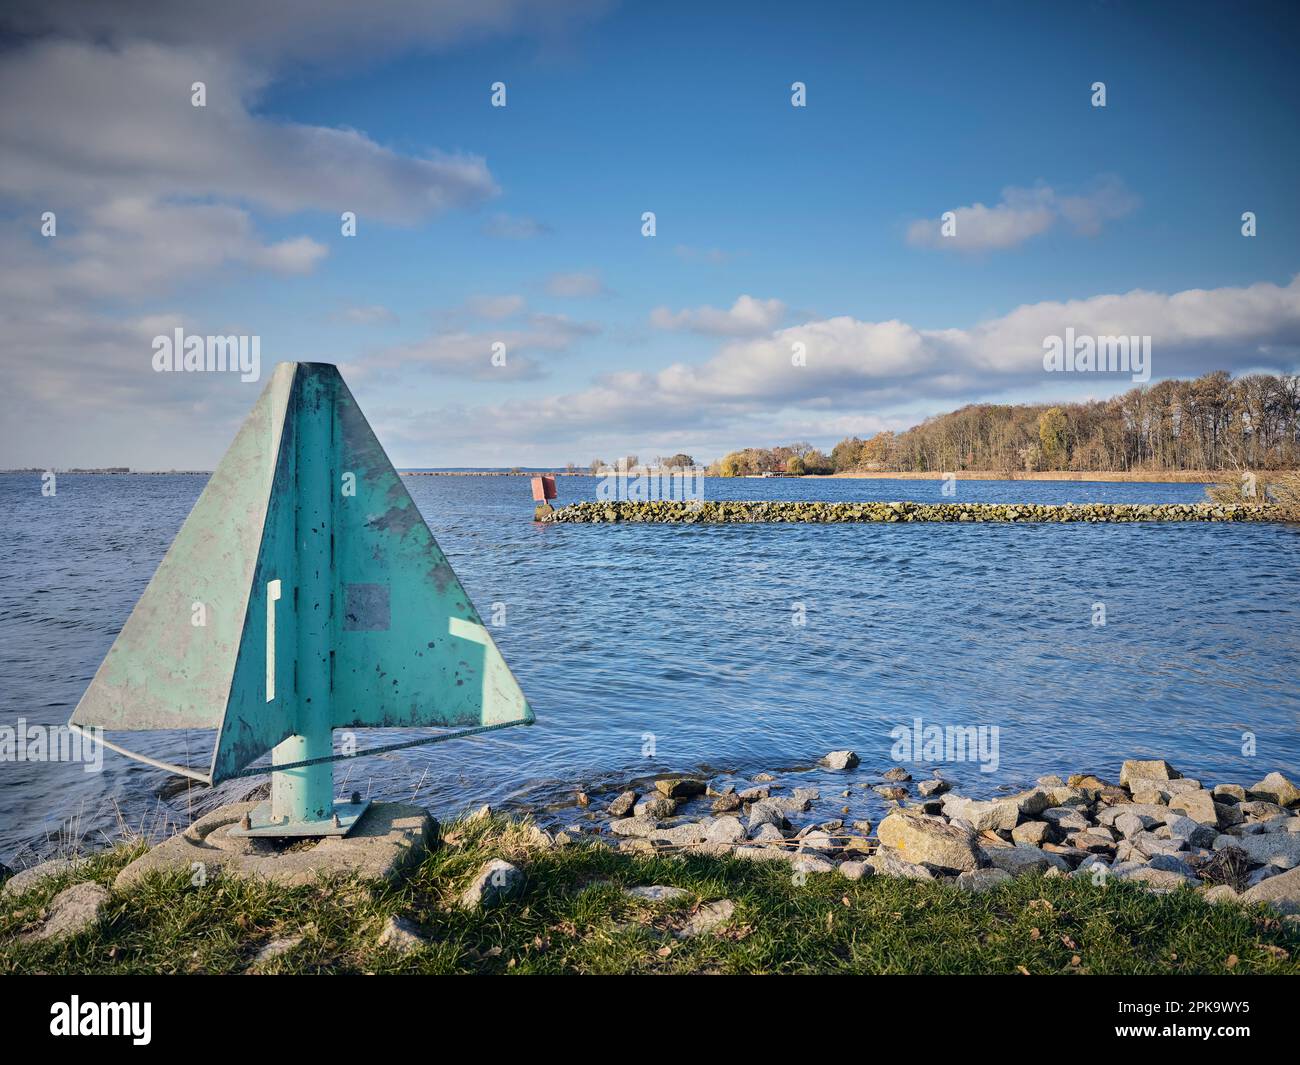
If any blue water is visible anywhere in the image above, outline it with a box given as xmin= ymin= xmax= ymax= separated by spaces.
xmin=2 ymin=472 xmax=1298 ymax=864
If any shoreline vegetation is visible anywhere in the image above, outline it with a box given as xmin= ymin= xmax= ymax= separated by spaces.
xmin=708 ymin=371 xmax=1300 ymax=479
xmin=3 ymin=758 xmax=1297 ymax=975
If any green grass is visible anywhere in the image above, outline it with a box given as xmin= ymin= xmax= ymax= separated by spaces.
xmin=3 ymin=815 xmax=1297 ymax=975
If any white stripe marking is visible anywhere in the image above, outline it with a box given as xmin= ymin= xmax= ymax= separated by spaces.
xmin=266 ymin=579 xmax=282 ymax=701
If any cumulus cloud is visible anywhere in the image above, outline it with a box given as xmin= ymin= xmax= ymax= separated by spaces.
xmin=465 ymin=294 xmax=527 ymax=319
xmin=0 ymin=1 xmax=600 ymax=468
xmin=907 ymin=176 xmax=1139 ymax=252
xmin=370 ymin=274 xmax=1300 ymax=456
xmin=0 ymin=41 xmax=497 ymax=222
xmin=1 ymin=0 xmax=609 ymax=65
xmin=650 ymin=295 xmax=786 ymax=337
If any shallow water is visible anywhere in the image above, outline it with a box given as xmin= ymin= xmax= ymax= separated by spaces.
xmin=2 ymin=473 xmax=1298 ymax=863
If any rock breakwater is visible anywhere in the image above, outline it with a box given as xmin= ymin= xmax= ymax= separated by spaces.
xmin=541 ymin=500 xmax=1279 ymax=524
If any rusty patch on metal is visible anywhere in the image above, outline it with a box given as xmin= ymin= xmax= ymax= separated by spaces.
xmin=343 ymin=582 xmax=390 ymax=631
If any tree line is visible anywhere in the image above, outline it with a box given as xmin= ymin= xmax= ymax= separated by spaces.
xmin=712 ymin=372 xmax=1300 ymax=475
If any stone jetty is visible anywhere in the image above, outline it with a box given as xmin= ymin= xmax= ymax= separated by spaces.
xmin=541 ymin=500 xmax=1279 ymax=524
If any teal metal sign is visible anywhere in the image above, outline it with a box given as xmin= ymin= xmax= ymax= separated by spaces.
xmin=69 ymin=362 xmax=534 ymax=834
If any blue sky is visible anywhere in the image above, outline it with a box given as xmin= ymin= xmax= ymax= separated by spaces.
xmin=2 ymin=0 xmax=1299 ymax=468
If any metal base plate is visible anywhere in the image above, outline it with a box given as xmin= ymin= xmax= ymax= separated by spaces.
xmin=227 ymin=798 xmax=373 ymax=839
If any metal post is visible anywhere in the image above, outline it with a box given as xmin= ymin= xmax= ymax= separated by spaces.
xmin=270 ymin=368 xmax=335 ymax=825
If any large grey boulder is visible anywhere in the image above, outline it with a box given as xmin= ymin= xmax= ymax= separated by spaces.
xmin=377 ymin=915 xmax=429 ymax=955
xmin=1167 ymin=790 xmax=1224 ymax=827
xmin=877 ymin=811 xmax=980 ymax=872
xmin=943 ymin=788 xmax=1049 ymax=832
xmin=634 ymin=795 xmax=678 ymax=820
xmin=610 ymin=817 xmax=660 ymax=838
xmin=821 ymin=750 xmax=859 ymax=770
xmin=866 ymin=850 xmax=935 ymax=880
xmin=1199 ymin=883 xmax=1241 ymax=905
xmin=459 ymin=859 xmax=524 ymax=910
xmin=1041 ymin=807 xmax=1091 ymax=833
xmin=980 ymin=844 xmax=1070 ymax=877
xmin=2 ymin=857 xmax=87 ymax=899
xmin=1146 ymin=853 xmax=1198 ymax=878
xmin=1240 ymin=865 xmax=1300 ymax=913
xmin=1164 ymin=813 xmax=1217 ymax=848
xmin=674 ymin=899 xmax=735 ymax=938
xmin=705 ymin=816 xmax=747 ymax=845
xmin=798 ymin=829 xmax=836 ymax=856
xmin=711 ymin=791 xmax=742 ymax=813
xmin=22 ymin=881 xmax=110 ymax=943
xmin=791 ymin=853 xmax=837 ymax=876
xmin=1119 ymin=759 xmax=1180 ymax=788
xmin=1132 ymin=831 xmax=1186 ymax=858
xmin=1114 ymin=811 xmax=1157 ymax=839
xmin=766 ymin=788 xmax=819 ymax=813
xmin=607 ymin=790 xmax=638 ymax=817
xmin=1248 ymin=772 xmax=1300 ymax=808
xmin=649 ymin=822 xmax=707 ymax=847
xmin=1216 ymin=833 xmax=1300 ymax=870
xmin=626 ymin=885 xmax=691 ymax=903
xmin=1240 ymin=800 xmax=1286 ymax=821
xmin=942 ymin=795 xmax=1018 ymax=832
xmin=1097 ymin=804 xmax=1168 ymax=828
xmin=1010 ymin=788 xmax=1054 ymax=817
xmin=747 ymin=799 xmax=792 ymax=832
xmin=655 ymin=778 xmax=707 ymax=799
xmin=1011 ymin=820 xmax=1052 ymax=846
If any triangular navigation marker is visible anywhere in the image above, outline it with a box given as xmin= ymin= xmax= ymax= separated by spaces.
xmin=70 ymin=362 xmax=535 ymax=836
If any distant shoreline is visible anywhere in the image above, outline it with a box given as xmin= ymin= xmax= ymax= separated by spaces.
xmin=815 ymin=470 xmax=1222 ymax=484
xmin=0 ymin=468 xmax=1234 ymax=483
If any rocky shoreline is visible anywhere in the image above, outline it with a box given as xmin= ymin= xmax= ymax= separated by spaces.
xmin=559 ymin=755 xmax=1300 ymax=914
xmin=541 ymin=500 xmax=1279 ymax=524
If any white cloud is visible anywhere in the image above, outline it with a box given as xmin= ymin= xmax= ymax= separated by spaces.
xmin=544 ymin=271 xmax=608 ymax=298
xmin=907 ymin=177 xmax=1139 ymax=252
xmin=465 ymin=294 xmax=527 ymax=319
xmin=370 ymin=274 xmax=1300 ymax=457
xmin=0 ymin=3 xmax=596 ymax=468
xmin=1 ymin=1 xmax=608 ymax=64
xmin=650 ymin=295 xmax=786 ymax=337
xmin=2 ymin=198 xmax=327 ymax=304
xmin=367 ymin=314 xmax=600 ymax=380
xmin=0 ymin=41 xmax=497 ymax=223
